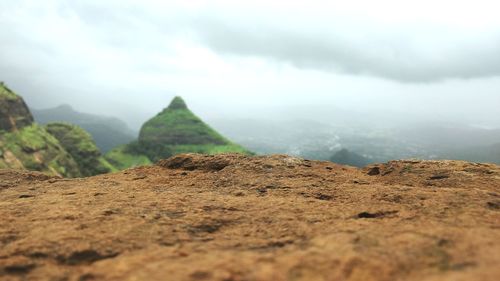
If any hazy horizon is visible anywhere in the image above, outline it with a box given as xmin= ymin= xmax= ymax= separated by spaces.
xmin=1 ymin=0 xmax=500 ymax=130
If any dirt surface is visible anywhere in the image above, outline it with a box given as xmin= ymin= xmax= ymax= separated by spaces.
xmin=0 ymin=154 xmax=499 ymax=281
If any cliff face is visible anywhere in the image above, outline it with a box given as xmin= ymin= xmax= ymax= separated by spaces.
xmin=0 ymin=154 xmax=498 ymax=281
xmin=0 ymin=83 xmax=34 ymax=132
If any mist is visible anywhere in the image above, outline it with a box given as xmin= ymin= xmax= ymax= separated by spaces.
xmin=1 ymin=0 xmax=500 ymax=163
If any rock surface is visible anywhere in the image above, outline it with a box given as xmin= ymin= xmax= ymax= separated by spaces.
xmin=0 ymin=154 xmax=499 ymax=281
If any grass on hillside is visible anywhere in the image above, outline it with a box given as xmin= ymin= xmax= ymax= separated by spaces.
xmin=104 ymin=145 xmax=152 ymax=170
xmin=169 ymin=143 xmax=251 ymax=155
xmin=45 ymin=123 xmax=99 ymax=154
xmin=140 ymin=108 xmax=229 ymax=146
xmin=0 ymin=124 xmax=81 ymax=177
xmin=45 ymin=122 xmax=115 ymax=176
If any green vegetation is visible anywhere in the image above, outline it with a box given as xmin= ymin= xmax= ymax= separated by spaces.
xmin=167 ymin=144 xmax=250 ymax=155
xmin=139 ymin=97 xmax=229 ymax=146
xmin=1 ymin=91 xmax=250 ymax=175
xmin=99 ymin=157 xmax=119 ymax=173
xmin=135 ymin=96 xmax=250 ymax=162
xmin=1 ymin=84 xmax=82 ymax=177
xmin=1 ymin=83 xmax=120 ymax=177
xmin=0 ymin=124 xmax=81 ymax=177
xmin=105 ymin=96 xmax=251 ymax=169
xmin=0 ymin=82 xmax=18 ymax=100
xmin=45 ymin=122 xmax=114 ymax=176
xmin=104 ymin=145 xmax=152 ymax=170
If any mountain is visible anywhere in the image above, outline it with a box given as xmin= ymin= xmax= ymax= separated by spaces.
xmin=1 ymin=153 xmax=499 ymax=280
xmin=137 ymin=96 xmax=249 ymax=161
xmin=330 ymin=148 xmax=372 ymax=167
xmin=32 ymin=104 xmax=136 ymax=153
xmin=0 ymin=83 xmax=81 ymax=177
xmin=45 ymin=122 xmax=116 ymax=176
xmin=108 ymin=96 xmax=250 ymax=167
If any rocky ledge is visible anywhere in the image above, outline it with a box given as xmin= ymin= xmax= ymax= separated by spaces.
xmin=0 ymin=154 xmax=499 ymax=281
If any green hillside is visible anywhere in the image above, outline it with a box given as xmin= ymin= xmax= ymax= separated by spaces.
xmin=0 ymin=124 xmax=82 ymax=177
xmin=135 ymin=96 xmax=250 ymax=162
xmin=1 ymin=89 xmax=250 ymax=175
xmin=104 ymin=144 xmax=152 ymax=170
xmin=45 ymin=122 xmax=116 ymax=176
xmin=0 ymin=82 xmax=117 ymax=177
xmin=139 ymin=97 xmax=228 ymax=146
xmin=105 ymin=96 xmax=250 ymax=168
xmin=0 ymin=83 xmax=81 ymax=177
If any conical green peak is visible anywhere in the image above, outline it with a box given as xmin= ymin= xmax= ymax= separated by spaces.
xmin=135 ymin=95 xmax=251 ymax=162
xmin=167 ymin=96 xmax=188 ymax=110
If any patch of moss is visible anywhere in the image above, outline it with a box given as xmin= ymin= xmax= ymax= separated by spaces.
xmin=0 ymin=124 xmax=81 ymax=177
xmin=104 ymin=145 xmax=152 ymax=170
xmin=45 ymin=122 xmax=114 ymax=176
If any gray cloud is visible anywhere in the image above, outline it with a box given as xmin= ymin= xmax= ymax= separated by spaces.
xmin=193 ymin=19 xmax=500 ymax=83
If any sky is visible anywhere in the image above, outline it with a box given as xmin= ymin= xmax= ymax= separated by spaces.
xmin=1 ymin=0 xmax=500 ymax=129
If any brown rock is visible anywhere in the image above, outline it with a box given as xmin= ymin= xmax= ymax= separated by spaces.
xmin=0 ymin=153 xmax=499 ymax=281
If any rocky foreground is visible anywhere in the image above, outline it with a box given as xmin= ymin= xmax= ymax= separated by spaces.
xmin=0 ymin=154 xmax=499 ymax=281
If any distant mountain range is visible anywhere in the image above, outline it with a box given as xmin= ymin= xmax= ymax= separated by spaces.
xmin=27 ymin=103 xmax=500 ymax=166
xmin=2 ymin=80 xmax=499 ymax=177
xmin=1 ymin=83 xmax=251 ymax=177
xmin=32 ymin=104 xmax=136 ymax=153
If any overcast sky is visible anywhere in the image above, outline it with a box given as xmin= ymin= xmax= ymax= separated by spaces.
xmin=1 ymin=0 xmax=500 ymax=129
